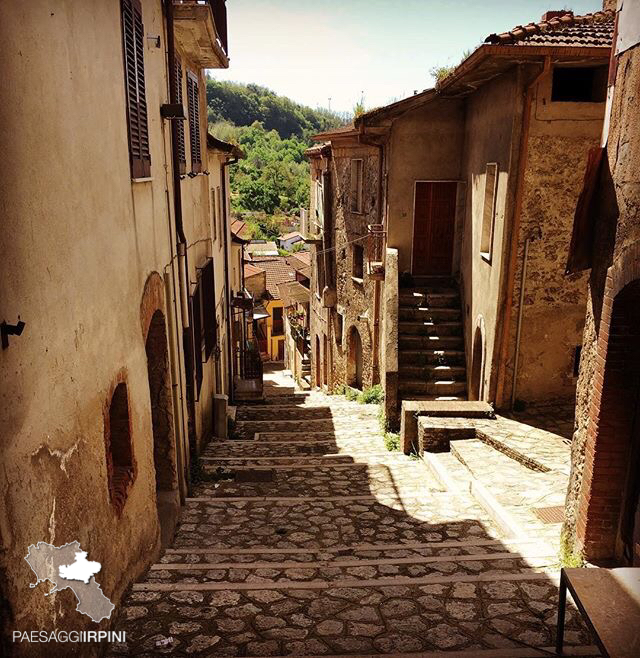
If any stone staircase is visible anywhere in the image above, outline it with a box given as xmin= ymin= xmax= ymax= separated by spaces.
xmin=107 ymin=373 xmax=595 ymax=657
xmin=399 ymin=275 xmax=467 ymax=402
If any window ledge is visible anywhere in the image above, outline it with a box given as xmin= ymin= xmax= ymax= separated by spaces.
xmin=480 ymin=251 xmax=492 ymax=264
xmin=132 ymin=177 xmax=153 ymax=184
xmin=351 ymin=276 xmax=364 ymax=285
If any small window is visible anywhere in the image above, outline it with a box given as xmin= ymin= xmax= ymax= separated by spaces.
xmin=211 ymin=188 xmax=217 ymax=241
xmin=187 ymin=71 xmax=202 ymax=173
xmin=216 ymin=186 xmax=223 ymax=241
xmin=121 ymin=0 xmax=151 ymax=178
xmin=105 ymin=382 xmax=134 ymax=513
xmin=350 ymin=159 xmax=363 ymax=213
xmin=551 ymin=66 xmax=607 ymax=103
xmin=175 ymin=57 xmax=186 ymax=174
xmin=316 ymin=249 xmax=325 ymax=295
xmin=352 ymin=243 xmax=364 ymax=280
xmin=335 ymin=312 xmax=344 ymax=344
xmin=481 ymin=163 xmax=498 ymax=259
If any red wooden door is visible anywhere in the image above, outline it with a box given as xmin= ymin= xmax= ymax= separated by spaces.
xmin=412 ymin=181 xmax=457 ymax=275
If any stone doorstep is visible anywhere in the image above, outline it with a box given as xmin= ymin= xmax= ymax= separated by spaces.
xmin=240 ymin=647 xmax=600 ymax=658
xmin=164 ymin=537 xmax=547 ymax=555
xmin=422 ymin=450 xmax=527 ymax=540
xmin=401 ymin=401 xmax=495 ymax=453
xmin=132 ymin=570 xmax=555 ymax=591
xmin=149 ymin=548 xmax=559 ymax=571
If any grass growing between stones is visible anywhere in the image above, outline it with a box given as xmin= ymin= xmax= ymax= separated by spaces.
xmin=559 ymin=529 xmax=585 ymax=568
xmin=378 ymin=406 xmax=400 ymax=452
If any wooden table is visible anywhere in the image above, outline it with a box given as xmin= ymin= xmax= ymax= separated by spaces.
xmin=556 ymin=567 xmax=640 ymax=657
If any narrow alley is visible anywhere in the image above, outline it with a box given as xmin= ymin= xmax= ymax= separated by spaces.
xmin=107 ymin=367 xmax=592 ymax=657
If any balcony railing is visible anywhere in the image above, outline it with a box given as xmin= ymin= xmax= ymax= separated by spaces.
xmin=367 ymin=224 xmax=386 ymax=279
xmin=235 ymin=345 xmax=262 ymax=380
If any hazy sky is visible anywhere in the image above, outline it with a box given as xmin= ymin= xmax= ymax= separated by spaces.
xmin=210 ymin=0 xmax=603 ymax=114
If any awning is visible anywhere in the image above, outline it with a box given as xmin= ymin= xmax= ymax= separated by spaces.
xmin=252 ymin=304 xmax=270 ymax=320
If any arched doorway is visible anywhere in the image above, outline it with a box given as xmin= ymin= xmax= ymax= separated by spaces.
xmin=145 ymin=309 xmax=178 ymax=547
xmin=592 ymin=280 xmax=640 ymax=563
xmin=315 ymin=335 xmax=322 ymax=387
xmin=323 ymin=334 xmax=329 ymax=388
xmin=470 ymin=325 xmax=484 ymax=401
xmin=347 ymin=326 xmax=363 ymax=390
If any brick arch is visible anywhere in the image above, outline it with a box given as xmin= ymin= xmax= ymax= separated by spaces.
xmin=140 ymin=272 xmax=166 ymax=341
xmin=577 ymin=239 xmax=640 ymax=562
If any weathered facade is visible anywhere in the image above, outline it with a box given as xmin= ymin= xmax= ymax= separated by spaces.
xmin=0 ymin=0 xmax=232 ymax=650
xmin=564 ymin=0 xmax=640 ymax=565
xmin=307 ymin=10 xmax=614 ymax=425
xmin=306 ymin=135 xmax=382 ymax=392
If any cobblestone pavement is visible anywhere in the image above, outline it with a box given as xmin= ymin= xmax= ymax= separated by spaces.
xmin=107 ymin=367 xmax=594 ymax=656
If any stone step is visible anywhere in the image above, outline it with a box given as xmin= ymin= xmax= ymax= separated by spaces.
xmin=399 ymin=364 xmax=467 ymax=381
xmin=200 ymin=453 xmax=410 ymax=468
xmin=399 ymin=349 xmax=466 ymax=366
xmin=400 ymin=394 xmax=467 ymax=403
xmin=399 ymin=379 xmax=467 ymax=396
xmin=399 ymin=320 xmax=463 ymax=337
xmin=193 ymin=462 xmax=442 ymax=500
xmin=399 ymin=306 xmax=461 ymax=322
xmin=399 ymin=334 xmax=464 ymax=350
xmin=399 ymin=290 xmax=459 ymax=308
xmin=233 ymin=418 xmax=380 ymax=440
xmin=160 ymin=536 xmax=555 ymax=564
xmin=235 ymin=405 xmax=334 ymax=421
xmin=176 ymin=493 xmax=494 ymax=549
xmin=143 ymin=548 xmax=559 ymax=586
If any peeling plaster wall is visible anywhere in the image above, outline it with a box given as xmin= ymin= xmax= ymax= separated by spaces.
xmin=564 ymin=44 xmax=640 ymax=554
xmin=501 ymin=72 xmax=605 ymax=406
xmin=0 ymin=0 xmax=219 ymax=648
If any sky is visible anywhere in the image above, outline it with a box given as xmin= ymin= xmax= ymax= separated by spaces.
xmin=210 ymin=0 xmax=604 ymax=115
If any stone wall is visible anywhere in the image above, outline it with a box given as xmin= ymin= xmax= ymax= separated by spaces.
xmin=564 ymin=42 xmax=640 ymax=561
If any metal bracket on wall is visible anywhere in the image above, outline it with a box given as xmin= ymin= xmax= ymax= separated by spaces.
xmin=1 ymin=317 xmax=25 ymax=349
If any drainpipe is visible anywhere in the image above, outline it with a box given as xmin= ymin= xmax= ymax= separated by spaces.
xmin=221 ymin=156 xmax=238 ymax=402
xmin=494 ymin=56 xmax=551 ymax=409
xmin=510 ymin=226 xmax=542 ymax=408
xmin=165 ymin=0 xmax=196 ymax=492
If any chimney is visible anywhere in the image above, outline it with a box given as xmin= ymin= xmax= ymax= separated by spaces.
xmin=541 ymin=10 xmax=573 ymax=21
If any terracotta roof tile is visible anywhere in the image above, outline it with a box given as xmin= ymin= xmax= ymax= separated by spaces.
xmin=485 ymin=10 xmax=614 ymax=47
xmin=250 ymin=257 xmax=297 ymax=299
xmin=244 ymin=263 xmax=264 ymax=278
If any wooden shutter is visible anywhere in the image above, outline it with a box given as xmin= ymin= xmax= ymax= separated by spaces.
xmin=187 ymin=71 xmax=202 ymax=173
xmin=175 ymin=57 xmax=186 ymax=174
xmin=121 ymin=0 xmax=151 ymax=178
xmin=202 ymin=259 xmax=216 ymax=360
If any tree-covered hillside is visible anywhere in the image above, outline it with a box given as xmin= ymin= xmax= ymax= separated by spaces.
xmin=206 ymin=79 xmax=344 ymax=141
xmin=206 ymin=79 xmax=346 ymax=233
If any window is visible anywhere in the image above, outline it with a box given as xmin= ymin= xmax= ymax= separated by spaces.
xmin=211 ymin=188 xmax=217 ymax=242
xmin=105 ymin=382 xmax=134 ymax=514
xmin=352 ymin=243 xmax=364 ymax=280
xmin=121 ymin=0 xmax=151 ymax=178
xmin=187 ymin=71 xmax=202 ymax=173
xmin=190 ymin=259 xmax=216 ymax=399
xmin=350 ymin=159 xmax=363 ymax=213
xmin=573 ymin=345 xmax=582 ymax=377
xmin=272 ymin=307 xmax=284 ymax=336
xmin=217 ymin=186 xmax=223 ymax=241
xmin=316 ymin=249 xmax=325 ymax=296
xmin=551 ymin=66 xmax=607 ymax=103
xmin=335 ymin=311 xmax=344 ymax=345
xmin=481 ymin=163 xmax=498 ymax=259
xmin=175 ymin=57 xmax=186 ymax=174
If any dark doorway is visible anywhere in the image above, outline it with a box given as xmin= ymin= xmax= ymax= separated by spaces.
xmin=347 ymin=326 xmax=363 ymax=390
xmin=315 ymin=335 xmax=322 ymax=387
xmin=145 ymin=310 xmax=178 ymax=547
xmin=412 ymin=181 xmax=457 ymax=275
xmin=470 ymin=326 xmax=484 ymax=401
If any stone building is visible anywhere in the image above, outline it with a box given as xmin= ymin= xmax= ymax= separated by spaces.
xmin=307 ymin=9 xmax=614 ymax=426
xmin=563 ymin=0 xmax=640 ymax=565
xmin=0 ymin=0 xmax=233 ymax=647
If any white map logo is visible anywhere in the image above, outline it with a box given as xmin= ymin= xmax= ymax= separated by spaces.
xmin=25 ymin=541 xmax=114 ymax=623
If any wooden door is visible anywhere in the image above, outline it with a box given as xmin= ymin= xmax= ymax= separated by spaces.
xmin=412 ymin=181 xmax=457 ymax=275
